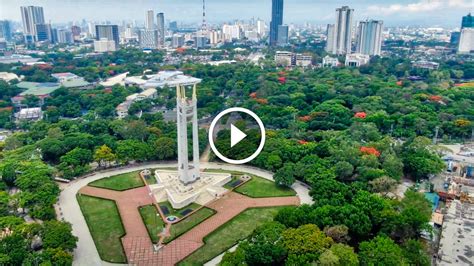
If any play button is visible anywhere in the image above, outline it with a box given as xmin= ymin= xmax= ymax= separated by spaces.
xmin=230 ymin=124 xmax=247 ymax=147
xmin=209 ymin=107 xmax=266 ymax=164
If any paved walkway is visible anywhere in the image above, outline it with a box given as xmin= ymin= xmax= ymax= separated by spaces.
xmin=57 ymin=162 xmax=312 ymax=266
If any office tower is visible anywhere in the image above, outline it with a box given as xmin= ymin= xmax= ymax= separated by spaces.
xmin=209 ymin=30 xmax=220 ymax=45
xmin=269 ymin=0 xmax=284 ymax=46
xmin=257 ymin=19 xmax=265 ymax=37
xmin=95 ymin=25 xmax=119 ymax=47
xmin=356 ymin=20 xmax=383 ymax=56
xmin=462 ymin=13 xmax=473 ymax=28
xmin=50 ymin=28 xmax=58 ymax=43
xmin=35 ymin=23 xmax=52 ymax=42
xmin=20 ymin=6 xmax=45 ymax=42
xmin=94 ymin=38 xmax=117 ymax=52
xmin=0 ymin=20 xmax=12 ymax=42
xmin=222 ymin=24 xmax=241 ymax=41
xmin=172 ymin=34 xmax=184 ymax=48
xmin=71 ymin=26 xmax=81 ymax=38
xmin=458 ymin=28 xmax=474 ymax=54
xmin=57 ymin=30 xmax=73 ymax=44
xmin=145 ymin=10 xmax=155 ymax=29
xmin=327 ymin=6 xmax=354 ymax=54
xmin=157 ymin=13 xmax=165 ymax=47
xmin=87 ymin=22 xmax=96 ymax=38
xmin=139 ymin=29 xmax=159 ymax=49
xmin=277 ymin=25 xmax=288 ymax=46
xmin=325 ymin=24 xmax=335 ymax=52
xmin=450 ymin=32 xmax=461 ymax=46
xmin=169 ymin=21 xmax=178 ymax=32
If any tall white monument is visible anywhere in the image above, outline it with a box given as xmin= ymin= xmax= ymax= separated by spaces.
xmin=176 ymin=82 xmax=200 ymax=184
xmin=148 ymin=71 xmax=231 ymax=209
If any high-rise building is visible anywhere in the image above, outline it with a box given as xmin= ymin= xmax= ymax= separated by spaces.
xmin=94 ymin=38 xmax=117 ymax=52
xmin=87 ymin=22 xmax=96 ymax=38
xmin=95 ymin=25 xmax=119 ymax=47
xmin=57 ymin=29 xmax=73 ymax=44
xmin=71 ymin=25 xmax=81 ymax=39
xmin=222 ymin=24 xmax=241 ymax=41
xmin=356 ymin=20 xmax=383 ymax=56
xmin=0 ymin=20 xmax=12 ymax=42
xmin=269 ymin=0 xmax=283 ymax=46
xmin=458 ymin=28 xmax=474 ymax=54
xmin=20 ymin=6 xmax=45 ymax=42
xmin=157 ymin=13 xmax=165 ymax=47
xmin=277 ymin=25 xmax=288 ymax=46
xmin=35 ymin=23 xmax=52 ymax=42
xmin=50 ymin=28 xmax=58 ymax=43
xmin=172 ymin=34 xmax=184 ymax=48
xmin=325 ymin=24 xmax=335 ymax=52
xmin=327 ymin=6 xmax=354 ymax=54
xmin=462 ymin=13 xmax=473 ymax=28
xmin=145 ymin=10 xmax=155 ymax=30
xmin=139 ymin=29 xmax=159 ymax=49
xmin=257 ymin=19 xmax=265 ymax=37
xmin=169 ymin=21 xmax=178 ymax=32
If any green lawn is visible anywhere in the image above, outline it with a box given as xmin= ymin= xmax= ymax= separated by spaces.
xmin=139 ymin=205 xmax=165 ymax=243
xmin=164 ymin=207 xmax=215 ymax=244
xmin=206 ymin=169 xmax=296 ymax=198
xmin=76 ymin=194 xmax=127 ymax=263
xmin=89 ymin=171 xmax=144 ymax=191
xmin=178 ymin=207 xmax=285 ymax=266
xmin=235 ymin=175 xmax=296 ymax=198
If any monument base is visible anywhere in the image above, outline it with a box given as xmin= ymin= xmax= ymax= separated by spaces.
xmin=149 ymin=170 xmax=232 ymax=209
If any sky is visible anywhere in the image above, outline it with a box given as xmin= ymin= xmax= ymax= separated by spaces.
xmin=0 ymin=0 xmax=472 ymax=27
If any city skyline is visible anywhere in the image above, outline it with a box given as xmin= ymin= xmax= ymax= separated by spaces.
xmin=0 ymin=0 xmax=472 ymax=27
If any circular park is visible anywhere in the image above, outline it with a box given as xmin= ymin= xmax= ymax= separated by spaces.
xmin=63 ymin=162 xmax=310 ymax=265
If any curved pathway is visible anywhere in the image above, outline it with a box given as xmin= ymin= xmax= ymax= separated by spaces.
xmin=57 ymin=162 xmax=313 ymax=266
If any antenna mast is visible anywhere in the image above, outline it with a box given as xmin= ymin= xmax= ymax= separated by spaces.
xmin=202 ymin=0 xmax=207 ymax=34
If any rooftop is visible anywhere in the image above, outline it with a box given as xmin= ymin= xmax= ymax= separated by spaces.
xmin=17 ymin=81 xmax=61 ymax=96
xmin=125 ymin=71 xmax=201 ymax=89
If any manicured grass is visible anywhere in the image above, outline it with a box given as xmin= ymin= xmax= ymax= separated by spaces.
xmin=178 ymin=207 xmax=285 ymax=266
xmin=89 ymin=171 xmax=144 ymax=191
xmin=158 ymin=201 xmax=201 ymax=218
xmin=144 ymin=174 xmax=157 ymax=184
xmin=236 ymin=175 xmax=296 ymax=198
xmin=207 ymin=169 xmax=296 ymax=198
xmin=139 ymin=205 xmax=165 ymax=243
xmin=76 ymin=194 xmax=127 ymax=263
xmin=163 ymin=207 xmax=215 ymax=244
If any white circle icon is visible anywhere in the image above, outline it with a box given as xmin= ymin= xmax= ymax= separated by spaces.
xmin=208 ymin=107 xmax=266 ymax=164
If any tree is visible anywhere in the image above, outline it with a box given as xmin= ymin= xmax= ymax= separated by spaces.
xmin=153 ymin=137 xmax=176 ymax=160
xmin=382 ymin=154 xmax=404 ymax=180
xmin=369 ymin=176 xmax=398 ymax=196
xmin=41 ymin=221 xmax=78 ymax=251
xmin=282 ymin=224 xmax=333 ymax=263
xmin=220 ymin=247 xmax=246 ymax=266
xmin=402 ymin=239 xmax=430 ymax=266
xmin=396 ymin=190 xmax=432 ymax=240
xmin=241 ymin=222 xmax=287 ymax=265
xmin=116 ymin=139 xmax=151 ymax=163
xmin=274 ymin=163 xmax=296 ymax=187
xmin=334 ymin=161 xmax=354 ymax=181
xmin=0 ymin=234 xmax=28 ymax=265
xmin=329 ymin=243 xmax=359 ymax=266
xmin=323 ymin=225 xmax=350 ymax=244
xmin=359 ymin=236 xmax=405 ymax=266
xmin=402 ymin=137 xmax=444 ymax=181
xmin=94 ymin=145 xmax=116 ymax=167
xmin=318 ymin=249 xmax=339 ymax=266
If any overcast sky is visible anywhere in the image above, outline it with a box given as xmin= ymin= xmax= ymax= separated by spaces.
xmin=0 ymin=0 xmax=472 ymax=27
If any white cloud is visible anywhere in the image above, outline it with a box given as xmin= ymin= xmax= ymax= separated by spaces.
xmin=366 ymin=0 xmax=472 ymax=15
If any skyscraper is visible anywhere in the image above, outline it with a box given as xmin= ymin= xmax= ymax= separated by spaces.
xmin=277 ymin=25 xmax=288 ymax=46
xmin=356 ymin=20 xmax=383 ymax=56
xmin=20 ymin=6 xmax=45 ymax=42
xmin=35 ymin=23 xmax=52 ymax=42
xmin=326 ymin=6 xmax=354 ymax=54
xmin=325 ymin=24 xmax=335 ymax=52
xmin=269 ymin=0 xmax=283 ymax=46
xmin=95 ymin=25 xmax=119 ymax=47
xmin=145 ymin=10 xmax=155 ymax=30
xmin=139 ymin=29 xmax=159 ymax=49
xmin=156 ymin=13 xmax=165 ymax=47
xmin=458 ymin=28 xmax=474 ymax=54
xmin=462 ymin=13 xmax=473 ymax=28
xmin=0 ymin=20 xmax=12 ymax=42
xmin=257 ymin=19 xmax=265 ymax=37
